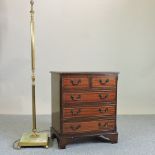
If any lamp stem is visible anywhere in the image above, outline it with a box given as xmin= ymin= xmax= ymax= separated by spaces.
xmin=30 ymin=0 xmax=37 ymax=133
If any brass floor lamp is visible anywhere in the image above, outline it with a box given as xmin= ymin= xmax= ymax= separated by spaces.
xmin=18 ymin=0 xmax=48 ymax=148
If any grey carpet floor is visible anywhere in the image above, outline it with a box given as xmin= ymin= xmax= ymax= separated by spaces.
xmin=0 ymin=115 xmax=155 ymax=155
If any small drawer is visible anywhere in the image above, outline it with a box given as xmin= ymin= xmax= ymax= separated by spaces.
xmin=62 ymin=76 xmax=89 ymax=89
xmin=91 ymin=76 xmax=116 ymax=88
xmin=63 ymin=106 xmax=115 ymax=119
xmin=63 ymin=91 xmax=116 ymax=103
xmin=63 ymin=119 xmax=115 ymax=133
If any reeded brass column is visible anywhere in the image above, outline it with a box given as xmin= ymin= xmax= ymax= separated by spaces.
xmin=30 ymin=0 xmax=37 ymax=133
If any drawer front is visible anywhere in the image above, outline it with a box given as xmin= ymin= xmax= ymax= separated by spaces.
xmin=63 ymin=91 xmax=116 ymax=103
xmin=63 ymin=119 xmax=115 ymax=133
xmin=63 ymin=106 xmax=115 ymax=119
xmin=91 ymin=76 xmax=116 ymax=88
xmin=62 ymin=76 xmax=89 ymax=89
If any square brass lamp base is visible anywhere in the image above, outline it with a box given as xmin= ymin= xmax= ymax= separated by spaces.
xmin=18 ymin=132 xmax=48 ymax=148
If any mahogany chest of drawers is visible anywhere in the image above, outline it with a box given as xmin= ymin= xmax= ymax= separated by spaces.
xmin=51 ymin=72 xmax=119 ymax=149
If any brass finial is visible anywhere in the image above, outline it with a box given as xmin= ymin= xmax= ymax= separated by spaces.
xmin=30 ymin=0 xmax=34 ymax=14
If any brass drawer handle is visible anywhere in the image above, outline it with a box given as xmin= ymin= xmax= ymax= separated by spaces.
xmin=70 ymin=79 xmax=81 ymax=86
xmin=99 ymin=79 xmax=109 ymax=85
xmin=70 ymin=95 xmax=81 ymax=101
xmin=70 ymin=108 xmax=81 ymax=116
xmin=98 ymin=122 xmax=108 ymax=129
xmin=98 ymin=107 xmax=108 ymax=113
xmin=98 ymin=94 xmax=109 ymax=100
xmin=70 ymin=125 xmax=81 ymax=131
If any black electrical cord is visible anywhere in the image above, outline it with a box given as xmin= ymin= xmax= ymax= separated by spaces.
xmin=13 ymin=139 xmax=20 ymax=150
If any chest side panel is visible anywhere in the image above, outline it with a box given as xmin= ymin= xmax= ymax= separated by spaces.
xmin=51 ymin=73 xmax=61 ymax=133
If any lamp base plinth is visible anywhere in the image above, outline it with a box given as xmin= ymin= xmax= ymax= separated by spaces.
xmin=18 ymin=132 xmax=48 ymax=148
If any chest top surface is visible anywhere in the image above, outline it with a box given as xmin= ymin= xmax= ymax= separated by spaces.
xmin=50 ymin=71 xmax=119 ymax=74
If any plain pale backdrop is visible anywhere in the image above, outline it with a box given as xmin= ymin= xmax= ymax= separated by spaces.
xmin=0 ymin=0 xmax=155 ymax=115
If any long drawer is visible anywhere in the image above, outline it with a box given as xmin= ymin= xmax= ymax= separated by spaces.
xmin=63 ymin=91 xmax=116 ymax=103
xmin=63 ymin=105 xmax=115 ymax=119
xmin=63 ymin=119 xmax=115 ymax=133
